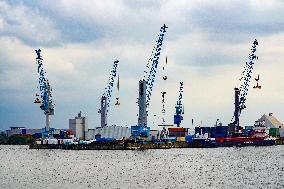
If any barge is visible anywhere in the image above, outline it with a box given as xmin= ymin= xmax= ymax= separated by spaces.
xmin=29 ymin=137 xmax=282 ymax=150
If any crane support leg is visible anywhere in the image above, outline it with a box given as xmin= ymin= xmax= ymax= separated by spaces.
xmin=45 ymin=113 xmax=50 ymax=132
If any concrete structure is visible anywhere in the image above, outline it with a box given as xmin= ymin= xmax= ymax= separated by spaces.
xmin=138 ymin=80 xmax=147 ymax=127
xmin=87 ymin=126 xmax=131 ymax=140
xmin=69 ymin=111 xmax=88 ymax=140
xmin=257 ymin=113 xmax=283 ymax=129
xmin=100 ymin=96 xmax=107 ymax=128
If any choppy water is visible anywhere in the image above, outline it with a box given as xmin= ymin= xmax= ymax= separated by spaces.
xmin=0 ymin=145 xmax=283 ymax=189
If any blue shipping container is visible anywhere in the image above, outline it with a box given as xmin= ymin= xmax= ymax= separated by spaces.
xmin=22 ymin=129 xmax=26 ymax=134
xmin=195 ymin=127 xmax=211 ymax=135
xmin=211 ymin=126 xmax=228 ymax=138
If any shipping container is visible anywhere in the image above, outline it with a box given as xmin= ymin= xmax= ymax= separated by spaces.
xmin=177 ymin=137 xmax=185 ymax=141
xmin=241 ymin=129 xmax=253 ymax=137
xmin=269 ymin=128 xmax=280 ymax=137
xmin=186 ymin=135 xmax=193 ymax=142
xmin=42 ymin=139 xmax=58 ymax=145
xmin=168 ymin=128 xmax=187 ymax=132
xmin=22 ymin=129 xmax=26 ymax=134
xmin=59 ymin=130 xmax=65 ymax=139
xmin=211 ymin=126 xmax=228 ymax=138
xmin=63 ymin=139 xmax=74 ymax=145
xmin=195 ymin=127 xmax=211 ymax=135
xmin=245 ymin=126 xmax=254 ymax=130
xmin=168 ymin=131 xmax=186 ymax=137
xmin=33 ymin=133 xmax=42 ymax=139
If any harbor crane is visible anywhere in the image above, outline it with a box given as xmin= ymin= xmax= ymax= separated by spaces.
xmin=131 ymin=24 xmax=168 ymax=138
xmin=98 ymin=60 xmax=119 ymax=127
xmin=229 ymin=39 xmax=258 ymax=135
xmin=174 ymin=81 xmax=184 ymax=127
xmin=34 ymin=49 xmax=55 ymax=138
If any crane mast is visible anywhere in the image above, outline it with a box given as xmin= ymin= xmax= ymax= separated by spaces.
xmin=99 ymin=60 xmax=119 ymax=127
xmin=137 ymin=24 xmax=167 ymax=127
xmin=132 ymin=24 xmax=168 ymax=138
xmin=34 ymin=49 xmax=54 ymax=137
xmin=230 ymin=39 xmax=258 ymax=134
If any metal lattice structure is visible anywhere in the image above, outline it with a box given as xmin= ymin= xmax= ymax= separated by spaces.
xmin=133 ymin=25 xmax=168 ymax=137
xmin=34 ymin=49 xmax=54 ymax=134
xmin=103 ymin=60 xmax=119 ymax=108
xmin=174 ymin=81 xmax=184 ymax=127
xmin=239 ymin=39 xmax=258 ymax=111
xmin=144 ymin=24 xmax=168 ymax=108
xmin=99 ymin=60 xmax=119 ymax=127
xmin=231 ymin=39 xmax=258 ymax=125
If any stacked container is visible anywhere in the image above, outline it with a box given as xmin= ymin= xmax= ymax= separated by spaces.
xmin=269 ymin=128 xmax=280 ymax=137
xmin=211 ymin=126 xmax=228 ymax=138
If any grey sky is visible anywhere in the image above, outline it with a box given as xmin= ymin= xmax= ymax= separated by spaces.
xmin=0 ymin=0 xmax=283 ymax=130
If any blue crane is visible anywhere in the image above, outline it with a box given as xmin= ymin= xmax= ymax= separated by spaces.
xmin=174 ymin=81 xmax=184 ymax=127
xmin=98 ymin=60 xmax=119 ymax=127
xmin=34 ymin=49 xmax=55 ymax=137
xmin=132 ymin=24 xmax=168 ymax=138
xmin=144 ymin=24 xmax=168 ymax=108
xmin=231 ymin=39 xmax=258 ymax=128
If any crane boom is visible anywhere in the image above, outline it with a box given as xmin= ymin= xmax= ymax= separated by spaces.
xmin=132 ymin=25 xmax=168 ymax=138
xmin=34 ymin=49 xmax=54 ymax=135
xmin=99 ymin=60 xmax=119 ymax=127
xmin=231 ymin=39 xmax=258 ymax=126
xmin=144 ymin=24 xmax=168 ymax=107
xmin=103 ymin=60 xmax=119 ymax=108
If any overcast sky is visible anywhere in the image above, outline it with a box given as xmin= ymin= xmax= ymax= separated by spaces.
xmin=0 ymin=0 xmax=284 ymax=131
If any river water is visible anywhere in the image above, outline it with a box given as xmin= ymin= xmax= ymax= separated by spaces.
xmin=0 ymin=145 xmax=283 ymax=189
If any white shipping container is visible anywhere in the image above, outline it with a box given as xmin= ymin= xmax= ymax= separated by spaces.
xmin=36 ymin=140 xmax=41 ymax=144
xmin=46 ymin=139 xmax=58 ymax=144
xmin=63 ymin=139 xmax=73 ymax=144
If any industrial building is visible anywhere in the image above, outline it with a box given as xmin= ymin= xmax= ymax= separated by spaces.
xmin=6 ymin=127 xmax=42 ymax=137
xmin=69 ymin=111 xmax=88 ymax=140
xmin=88 ymin=126 xmax=131 ymax=140
xmin=257 ymin=113 xmax=283 ymax=128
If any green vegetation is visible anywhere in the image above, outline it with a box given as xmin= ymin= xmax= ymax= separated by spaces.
xmin=0 ymin=132 xmax=35 ymax=145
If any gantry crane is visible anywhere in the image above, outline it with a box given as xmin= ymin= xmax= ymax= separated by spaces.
xmin=229 ymin=39 xmax=258 ymax=135
xmin=98 ymin=60 xmax=119 ymax=127
xmin=34 ymin=49 xmax=55 ymax=138
xmin=131 ymin=24 xmax=168 ymax=138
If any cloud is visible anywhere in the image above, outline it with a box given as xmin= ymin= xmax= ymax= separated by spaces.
xmin=0 ymin=1 xmax=61 ymax=46
xmin=0 ymin=0 xmax=284 ymax=130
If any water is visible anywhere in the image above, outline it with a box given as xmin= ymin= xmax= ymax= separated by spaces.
xmin=0 ymin=145 xmax=283 ymax=189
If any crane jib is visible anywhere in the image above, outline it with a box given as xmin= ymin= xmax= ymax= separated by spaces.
xmin=235 ymin=39 xmax=258 ymax=119
xmin=103 ymin=60 xmax=119 ymax=108
xmin=144 ymin=25 xmax=167 ymax=107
